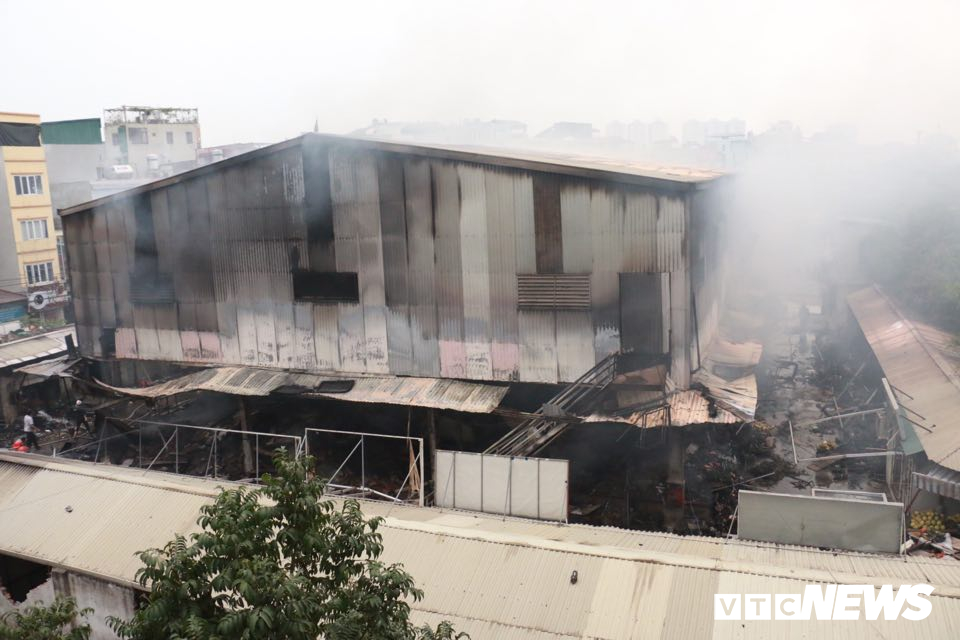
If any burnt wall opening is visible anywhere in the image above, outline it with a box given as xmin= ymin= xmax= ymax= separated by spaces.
xmin=0 ymin=554 xmax=51 ymax=603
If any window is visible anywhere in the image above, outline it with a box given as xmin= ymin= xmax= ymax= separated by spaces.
xmin=13 ymin=175 xmax=43 ymax=195
xmin=128 ymin=127 xmax=148 ymax=144
xmin=111 ymin=132 xmax=120 ymax=146
xmin=166 ymin=131 xmax=174 ymax=144
xmin=292 ymin=271 xmax=359 ymax=302
xmin=185 ymin=131 xmax=194 ymax=144
xmin=25 ymin=262 xmax=54 ymax=285
xmin=20 ymin=219 xmax=48 ymax=241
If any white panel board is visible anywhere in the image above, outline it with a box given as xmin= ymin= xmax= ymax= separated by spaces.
xmin=435 ymin=450 xmax=568 ymax=522
xmin=452 ymin=452 xmax=483 ymax=512
xmin=509 ymin=457 xmax=541 ymax=519
xmin=435 ymin=450 xmax=456 ymax=509
xmin=481 ymin=454 xmax=511 ymax=514
xmin=538 ymin=459 xmax=569 ymax=521
xmin=738 ymin=490 xmax=903 ymax=554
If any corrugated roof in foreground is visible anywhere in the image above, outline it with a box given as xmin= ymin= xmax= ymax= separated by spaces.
xmin=90 ymin=365 xmax=508 ymax=413
xmin=1 ymin=452 xmax=958 ymax=639
xmin=60 ymin=134 xmax=724 ymax=216
xmin=848 ymin=286 xmax=960 ymax=471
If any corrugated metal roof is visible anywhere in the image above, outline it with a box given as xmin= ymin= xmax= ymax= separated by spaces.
xmin=848 ymin=286 xmax=960 ymax=471
xmin=91 ymin=365 xmax=508 ymax=413
xmin=0 ymin=453 xmax=958 ymax=639
xmin=60 ymin=135 xmax=724 ymax=218
xmin=14 ymin=355 xmax=78 ymax=378
xmin=0 ymin=327 xmax=75 ymax=369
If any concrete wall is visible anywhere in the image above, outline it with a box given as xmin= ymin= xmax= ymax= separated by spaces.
xmin=0 ymin=569 xmax=135 ymax=640
xmin=737 ymin=490 xmax=904 ymax=554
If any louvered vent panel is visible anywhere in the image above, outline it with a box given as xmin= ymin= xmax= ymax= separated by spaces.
xmin=517 ymin=274 xmax=591 ymax=310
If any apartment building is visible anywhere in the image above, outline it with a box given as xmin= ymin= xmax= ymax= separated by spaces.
xmin=0 ymin=112 xmax=61 ymax=296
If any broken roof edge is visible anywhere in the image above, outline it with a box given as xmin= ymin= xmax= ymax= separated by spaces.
xmin=86 ymin=364 xmax=509 ymax=413
xmin=306 ymin=133 xmax=725 ymax=190
xmin=61 ymin=132 xmax=725 ymax=217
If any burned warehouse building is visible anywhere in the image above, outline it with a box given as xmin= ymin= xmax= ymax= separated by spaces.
xmin=54 ymin=134 xmax=759 ymax=531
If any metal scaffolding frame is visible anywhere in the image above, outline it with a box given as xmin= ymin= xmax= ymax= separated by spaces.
xmin=304 ymin=428 xmax=425 ymax=507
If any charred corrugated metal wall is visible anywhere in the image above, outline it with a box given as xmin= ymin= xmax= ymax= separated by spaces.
xmin=64 ymin=135 xmax=725 ymax=386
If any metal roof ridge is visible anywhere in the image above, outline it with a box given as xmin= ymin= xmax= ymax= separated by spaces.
xmin=379 ymin=516 xmax=960 ymax=596
xmin=0 ymin=452 xmax=232 ymax=498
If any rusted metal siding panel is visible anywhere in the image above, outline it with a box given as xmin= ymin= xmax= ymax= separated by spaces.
xmin=274 ymin=303 xmax=296 ymax=368
xmin=433 ymin=161 xmax=466 ymax=378
xmin=556 ymin=311 xmax=594 ymax=382
xmin=513 ymin=174 xmax=536 ymax=275
xmin=355 ymin=154 xmax=389 ymax=373
xmin=206 ymin=171 xmax=241 ymax=364
xmin=656 ymin=194 xmax=685 ymax=273
xmin=301 ymin=141 xmax=336 ymax=272
xmin=485 ymin=170 xmax=520 ymax=381
xmin=77 ymin=212 xmax=102 ymax=357
xmin=459 ymin=165 xmax=493 ymax=380
xmin=312 ymin=304 xmax=340 ymax=370
xmin=105 ymin=201 xmax=133 ymax=331
xmin=670 ymin=268 xmax=691 ymax=388
xmin=167 ymin=183 xmax=202 ymax=361
xmin=532 ymin=173 xmax=563 ymax=273
xmin=559 ymin=182 xmax=592 ymax=273
xmin=589 ymin=188 xmax=622 ymax=360
xmin=519 ymin=310 xmax=557 ymax=383
xmin=331 ymin=149 xmax=366 ymax=372
xmin=621 ymin=191 xmax=658 ymax=272
xmin=149 ymin=190 xmax=183 ymax=362
xmin=403 ymin=158 xmax=440 ymax=377
xmin=378 ymin=154 xmax=414 ymax=375
xmin=292 ymin=303 xmax=317 ymax=370
xmin=91 ymin=209 xmax=115 ymax=347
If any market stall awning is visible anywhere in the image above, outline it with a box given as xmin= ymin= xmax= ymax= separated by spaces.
xmin=91 ymin=365 xmax=509 ymax=414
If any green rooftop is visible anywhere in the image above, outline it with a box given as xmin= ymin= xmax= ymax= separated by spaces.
xmin=41 ymin=118 xmax=102 ymax=145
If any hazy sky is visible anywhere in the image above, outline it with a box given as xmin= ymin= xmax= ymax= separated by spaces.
xmin=2 ymin=0 xmax=958 ymax=147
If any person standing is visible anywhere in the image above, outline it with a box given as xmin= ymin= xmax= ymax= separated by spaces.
xmin=22 ymin=411 xmax=38 ymax=449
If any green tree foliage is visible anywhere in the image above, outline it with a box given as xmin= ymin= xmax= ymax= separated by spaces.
xmin=108 ymin=450 xmax=467 ymax=640
xmin=0 ymin=597 xmax=92 ymax=640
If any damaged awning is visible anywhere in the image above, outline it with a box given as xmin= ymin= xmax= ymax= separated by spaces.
xmin=91 ymin=366 xmax=509 ymax=413
xmin=691 ymin=369 xmax=758 ymax=420
xmin=14 ymin=355 xmax=79 ymax=379
xmin=913 ymin=463 xmax=960 ymax=501
xmin=583 ymin=389 xmax=742 ymax=428
xmin=692 ymin=336 xmax=762 ymax=420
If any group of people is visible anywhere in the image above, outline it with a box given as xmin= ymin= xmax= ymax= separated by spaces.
xmin=12 ymin=401 xmax=90 ymax=454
